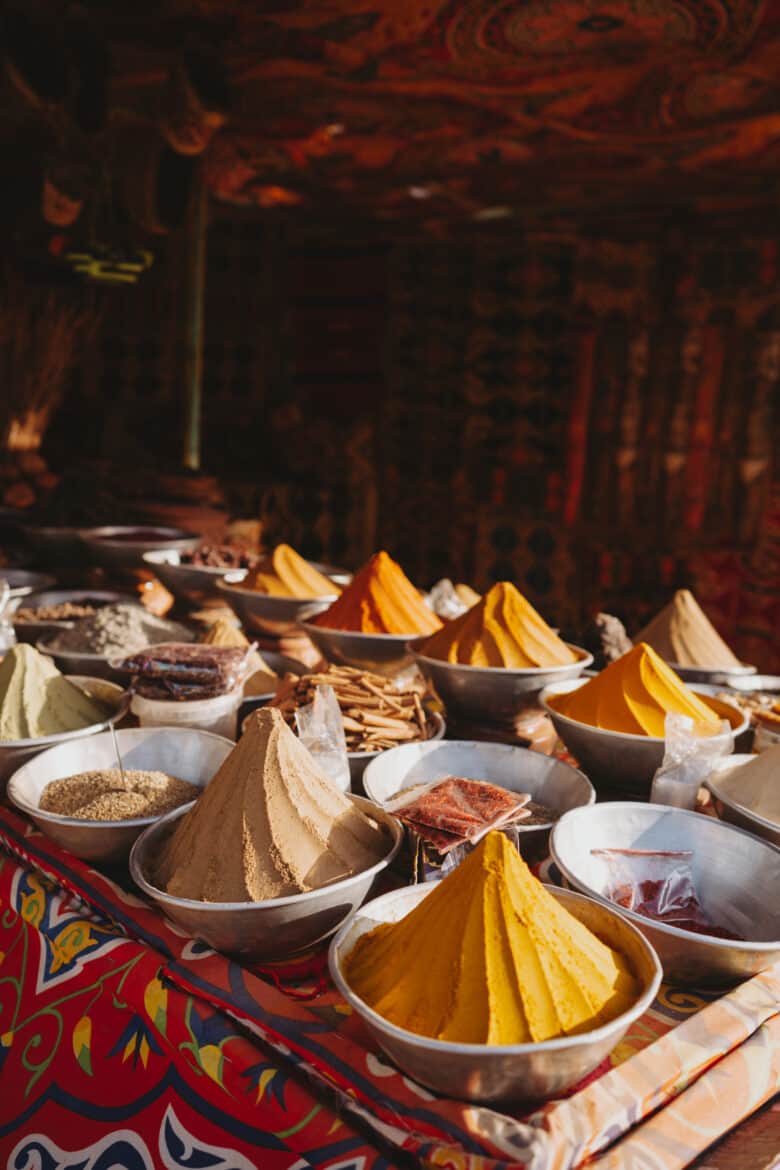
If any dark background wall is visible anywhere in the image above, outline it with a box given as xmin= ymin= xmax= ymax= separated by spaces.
xmin=44 ymin=209 xmax=780 ymax=670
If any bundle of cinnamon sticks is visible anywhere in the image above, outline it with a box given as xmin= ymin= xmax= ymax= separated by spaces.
xmin=269 ymin=664 xmax=433 ymax=752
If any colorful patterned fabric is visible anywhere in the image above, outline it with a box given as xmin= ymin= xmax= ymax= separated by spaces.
xmin=0 ymin=805 xmax=779 ymax=1169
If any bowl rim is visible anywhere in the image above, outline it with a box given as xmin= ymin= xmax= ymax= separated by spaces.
xmin=37 ymin=635 xmax=123 ymax=664
xmin=217 ymin=577 xmax=339 ymax=605
xmin=6 ymin=725 xmax=234 ymax=829
xmin=0 ymin=674 xmax=128 ymax=750
xmin=299 ymin=617 xmax=433 ymax=643
xmin=667 ymin=660 xmax=757 ymax=677
xmin=550 ymin=800 xmax=780 ymax=952
xmin=129 ymin=794 xmax=403 ymax=911
xmin=2 ymin=571 xmax=57 ymax=596
xmin=142 ymin=550 xmax=236 ymax=575
xmin=361 ymin=735 xmax=594 ymax=824
xmin=705 ymin=756 xmax=780 ymax=837
xmin=540 ymin=679 xmax=749 ymax=742
xmin=14 ymin=589 xmax=136 ymax=628
xmin=410 ymin=642 xmax=593 ymax=677
xmin=78 ymin=525 xmax=200 ymax=546
xmin=328 ymin=880 xmax=662 ymax=1055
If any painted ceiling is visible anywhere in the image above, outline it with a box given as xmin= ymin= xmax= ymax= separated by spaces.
xmin=13 ymin=0 xmax=780 ymax=225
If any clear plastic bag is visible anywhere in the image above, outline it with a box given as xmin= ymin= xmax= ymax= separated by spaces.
xmin=295 ymin=684 xmax=350 ymax=792
xmin=116 ymin=642 xmax=254 ymax=699
xmin=649 ymin=712 xmax=732 ymax=810
xmin=388 ymin=776 xmax=531 ymax=854
xmin=592 ymin=848 xmax=742 ymax=938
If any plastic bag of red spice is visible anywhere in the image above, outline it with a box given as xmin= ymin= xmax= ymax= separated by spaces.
xmin=591 ymin=848 xmax=743 ymax=940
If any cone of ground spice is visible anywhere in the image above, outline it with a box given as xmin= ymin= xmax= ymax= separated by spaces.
xmin=312 ymin=551 xmax=442 ymax=635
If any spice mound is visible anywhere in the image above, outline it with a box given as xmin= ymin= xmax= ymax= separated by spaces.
xmin=547 ymin=643 xmax=721 ymax=737
xmin=420 ymin=581 xmax=576 ymax=668
xmin=49 ymin=603 xmax=192 ymax=657
xmin=270 ymin=664 xmax=433 ymax=751
xmin=635 ymin=589 xmax=742 ymax=670
xmin=201 ymin=618 xmax=277 ymax=695
xmin=242 ymin=544 xmax=338 ymax=599
xmin=344 ymin=831 xmax=637 ymax=1044
xmin=40 ymin=769 xmax=198 ymax=821
xmin=312 ymin=550 xmax=442 ymax=635
xmin=0 ymin=644 xmax=111 ymax=742
xmin=182 ymin=544 xmax=256 ymax=569
xmin=15 ymin=601 xmax=100 ymax=623
xmin=712 ymin=745 xmax=780 ymax=826
xmin=155 ymin=708 xmax=388 ymax=902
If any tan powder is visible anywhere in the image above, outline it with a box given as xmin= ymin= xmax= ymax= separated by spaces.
xmin=156 ymin=707 xmax=388 ymax=902
xmin=40 ymin=769 xmax=198 ymax=821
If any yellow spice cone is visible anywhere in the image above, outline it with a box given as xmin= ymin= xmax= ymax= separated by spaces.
xmin=549 ymin=642 xmax=721 ymax=737
xmin=420 ymin=581 xmax=576 ymax=668
xmin=344 ymin=832 xmax=636 ymax=1045
xmin=245 ymin=544 xmax=338 ymax=599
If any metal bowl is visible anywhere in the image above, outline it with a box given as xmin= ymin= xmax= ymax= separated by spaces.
xmin=37 ymin=633 xmax=137 ymax=684
xmin=540 ymin=679 xmax=749 ymax=796
xmin=706 ymin=754 xmax=780 ymax=848
xmin=551 ymin=802 xmax=780 ymax=984
xmin=0 ymin=569 xmax=57 ymax=599
xmin=298 ymin=605 xmax=426 ymax=677
xmin=217 ymin=578 xmax=338 ymax=637
xmin=411 ymin=643 xmax=593 ymax=723
xmin=329 ymin=882 xmax=661 ymax=1103
xmin=79 ymin=526 xmax=201 ymax=570
xmin=142 ymin=550 xmax=240 ymax=606
xmin=347 ymin=712 xmax=446 ymax=790
xmin=667 ymin=662 xmax=757 ymax=686
xmin=12 ymin=589 xmax=133 ymax=644
xmin=7 ymin=726 xmax=233 ymax=864
xmin=363 ymin=738 xmax=594 ymax=863
xmin=129 ymin=795 xmax=403 ymax=960
xmin=0 ymin=675 xmax=128 ymax=789
xmin=20 ymin=524 xmax=85 ymax=566
xmin=310 ymin=562 xmax=353 ymax=588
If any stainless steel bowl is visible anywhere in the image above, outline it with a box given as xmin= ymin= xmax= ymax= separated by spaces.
xmin=218 ymin=578 xmax=337 ymax=637
xmin=12 ymin=589 xmax=133 ymax=644
xmin=129 ymin=795 xmax=403 ymax=960
xmin=540 ymin=679 xmax=749 ymax=796
xmin=7 ymin=726 xmax=233 ymax=863
xmin=142 ymin=550 xmax=240 ymax=606
xmin=347 ymin=712 xmax=446 ymax=790
xmin=668 ymin=662 xmax=757 ymax=686
xmin=310 ymin=562 xmax=353 ymax=588
xmin=37 ymin=634 xmax=134 ymax=684
xmin=1 ymin=569 xmax=56 ymax=599
xmin=0 ymin=675 xmax=128 ymax=789
xmin=363 ymin=738 xmax=594 ymax=863
xmin=329 ymin=882 xmax=661 ymax=1103
xmin=551 ymin=802 xmax=780 ymax=984
xmin=411 ymin=643 xmax=592 ymax=723
xmin=79 ymin=526 xmax=200 ymax=570
xmin=706 ymin=754 xmax=780 ymax=848
xmin=20 ymin=525 xmax=84 ymax=565
xmin=298 ymin=605 xmax=426 ymax=677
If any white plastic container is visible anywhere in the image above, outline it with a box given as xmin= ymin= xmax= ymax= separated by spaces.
xmin=130 ymin=689 xmax=241 ymax=740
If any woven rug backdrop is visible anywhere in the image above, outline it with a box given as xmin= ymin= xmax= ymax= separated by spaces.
xmin=53 ymin=214 xmax=779 ymax=671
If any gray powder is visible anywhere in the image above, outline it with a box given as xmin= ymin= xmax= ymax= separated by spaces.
xmin=50 ymin=603 xmax=193 ymax=656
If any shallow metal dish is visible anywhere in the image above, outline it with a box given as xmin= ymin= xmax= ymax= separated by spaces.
xmin=298 ymin=605 xmax=426 ymax=677
xmin=329 ymin=882 xmax=661 ymax=1103
xmin=668 ymin=662 xmax=757 ymax=685
xmin=37 ymin=631 xmax=143 ymax=684
xmin=540 ymin=679 xmax=748 ymax=796
xmin=130 ymin=795 xmax=402 ymax=960
xmin=7 ymin=726 xmax=233 ymax=864
xmin=79 ymin=526 xmax=200 ymax=570
xmin=551 ymin=802 xmax=780 ymax=984
xmin=218 ymin=577 xmax=337 ymax=636
xmin=706 ymin=754 xmax=780 ymax=849
xmin=143 ymin=550 xmax=240 ymax=606
xmin=411 ymin=643 xmax=592 ymax=723
xmin=363 ymin=738 xmax=594 ymax=863
xmin=12 ymin=589 xmax=133 ymax=644
xmin=0 ymin=569 xmax=56 ymax=599
xmin=0 ymin=675 xmax=128 ymax=789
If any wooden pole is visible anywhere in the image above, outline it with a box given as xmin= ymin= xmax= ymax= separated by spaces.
xmin=182 ymin=179 xmax=207 ymax=470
